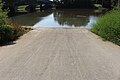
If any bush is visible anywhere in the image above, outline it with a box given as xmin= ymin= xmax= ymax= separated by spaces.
xmin=0 ymin=21 xmax=27 ymax=45
xmin=0 ymin=22 xmax=27 ymax=45
xmin=0 ymin=13 xmax=7 ymax=24
xmin=0 ymin=3 xmax=28 ymax=45
xmin=0 ymin=25 xmax=14 ymax=44
xmin=8 ymin=20 xmax=26 ymax=40
xmin=91 ymin=9 xmax=120 ymax=46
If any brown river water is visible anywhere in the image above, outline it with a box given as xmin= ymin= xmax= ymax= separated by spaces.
xmin=10 ymin=9 xmax=103 ymax=28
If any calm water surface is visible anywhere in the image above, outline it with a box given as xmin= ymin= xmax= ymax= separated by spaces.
xmin=10 ymin=9 xmax=102 ymax=28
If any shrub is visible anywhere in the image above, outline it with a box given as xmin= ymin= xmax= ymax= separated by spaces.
xmin=0 ymin=13 xmax=7 ymax=24
xmin=0 ymin=3 xmax=28 ymax=45
xmin=8 ymin=20 xmax=26 ymax=40
xmin=0 ymin=21 xmax=28 ymax=45
xmin=0 ymin=25 xmax=14 ymax=44
xmin=91 ymin=9 xmax=120 ymax=46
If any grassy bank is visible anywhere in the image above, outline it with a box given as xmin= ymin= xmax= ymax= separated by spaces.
xmin=0 ymin=4 xmax=30 ymax=45
xmin=91 ymin=9 xmax=120 ymax=46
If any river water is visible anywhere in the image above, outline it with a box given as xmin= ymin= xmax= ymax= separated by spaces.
xmin=10 ymin=9 xmax=103 ymax=28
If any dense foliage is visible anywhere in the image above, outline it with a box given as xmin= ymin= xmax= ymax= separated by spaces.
xmin=54 ymin=0 xmax=94 ymax=8
xmin=0 ymin=2 xmax=27 ymax=45
xmin=93 ymin=0 xmax=120 ymax=8
xmin=91 ymin=9 xmax=120 ymax=46
xmin=53 ymin=0 xmax=120 ymax=9
xmin=0 ymin=25 xmax=14 ymax=44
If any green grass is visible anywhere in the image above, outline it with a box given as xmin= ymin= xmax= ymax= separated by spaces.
xmin=91 ymin=9 xmax=120 ymax=46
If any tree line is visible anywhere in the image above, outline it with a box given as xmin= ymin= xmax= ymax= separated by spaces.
xmin=1 ymin=0 xmax=120 ymax=10
xmin=53 ymin=0 xmax=94 ymax=8
xmin=0 ymin=0 xmax=120 ymax=15
xmin=53 ymin=0 xmax=120 ymax=9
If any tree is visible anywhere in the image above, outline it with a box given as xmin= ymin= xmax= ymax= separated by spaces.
xmin=92 ymin=0 xmax=120 ymax=8
xmin=54 ymin=0 xmax=94 ymax=8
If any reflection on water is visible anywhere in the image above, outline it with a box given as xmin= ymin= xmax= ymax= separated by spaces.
xmin=86 ymin=16 xmax=98 ymax=28
xmin=10 ymin=9 xmax=102 ymax=28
